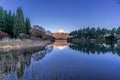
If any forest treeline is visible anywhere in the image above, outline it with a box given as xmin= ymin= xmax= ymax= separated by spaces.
xmin=0 ymin=7 xmax=31 ymax=38
xmin=69 ymin=27 xmax=120 ymax=40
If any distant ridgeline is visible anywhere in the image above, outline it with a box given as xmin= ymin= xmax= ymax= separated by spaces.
xmin=68 ymin=27 xmax=120 ymax=43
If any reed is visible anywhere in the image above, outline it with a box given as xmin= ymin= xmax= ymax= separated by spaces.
xmin=0 ymin=39 xmax=50 ymax=52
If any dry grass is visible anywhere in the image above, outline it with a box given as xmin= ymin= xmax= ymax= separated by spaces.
xmin=0 ymin=39 xmax=50 ymax=52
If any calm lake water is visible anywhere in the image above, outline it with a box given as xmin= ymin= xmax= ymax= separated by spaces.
xmin=1 ymin=40 xmax=120 ymax=80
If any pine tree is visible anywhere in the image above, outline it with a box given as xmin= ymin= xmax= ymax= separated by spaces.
xmin=13 ymin=13 xmax=17 ymax=37
xmin=0 ymin=7 xmax=6 ymax=32
xmin=5 ymin=11 xmax=14 ymax=36
xmin=0 ymin=7 xmax=31 ymax=38
xmin=13 ymin=7 xmax=26 ymax=36
xmin=116 ymin=27 xmax=120 ymax=35
xmin=25 ymin=17 xmax=31 ymax=35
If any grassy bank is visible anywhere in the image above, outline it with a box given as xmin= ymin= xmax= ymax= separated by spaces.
xmin=0 ymin=39 xmax=51 ymax=52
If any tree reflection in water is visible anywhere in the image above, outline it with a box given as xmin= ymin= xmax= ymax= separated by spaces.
xmin=32 ymin=45 xmax=53 ymax=61
xmin=69 ymin=43 xmax=120 ymax=56
xmin=0 ymin=45 xmax=53 ymax=80
xmin=2 ymin=41 xmax=120 ymax=80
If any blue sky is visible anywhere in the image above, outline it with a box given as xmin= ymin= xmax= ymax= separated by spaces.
xmin=0 ymin=0 xmax=120 ymax=32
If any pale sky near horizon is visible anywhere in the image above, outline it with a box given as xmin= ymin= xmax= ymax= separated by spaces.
xmin=0 ymin=0 xmax=120 ymax=32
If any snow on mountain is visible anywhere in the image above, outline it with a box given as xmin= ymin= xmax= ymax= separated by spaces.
xmin=54 ymin=29 xmax=67 ymax=33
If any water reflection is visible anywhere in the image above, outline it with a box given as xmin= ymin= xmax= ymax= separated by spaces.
xmin=1 ymin=41 xmax=120 ymax=80
xmin=53 ymin=40 xmax=69 ymax=50
xmin=69 ymin=43 xmax=120 ymax=56
xmin=32 ymin=45 xmax=53 ymax=61
xmin=0 ymin=45 xmax=53 ymax=80
xmin=0 ymin=51 xmax=31 ymax=80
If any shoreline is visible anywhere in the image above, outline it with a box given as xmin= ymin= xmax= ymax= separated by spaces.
xmin=0 ymin=39 xmax=51 ymax=53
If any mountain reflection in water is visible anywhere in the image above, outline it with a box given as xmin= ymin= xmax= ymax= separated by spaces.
xmin=53 ymin=40 xmax=69 ymax=50
xmin=1 ymin=41 xmax=120 ymax=80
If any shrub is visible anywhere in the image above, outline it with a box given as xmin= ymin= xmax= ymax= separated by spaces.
xmin=0 ymin=32 xmax=9 ymax=38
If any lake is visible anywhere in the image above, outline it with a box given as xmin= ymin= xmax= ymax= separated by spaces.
xmin=1 ymin=40 xmax=120 ymax=80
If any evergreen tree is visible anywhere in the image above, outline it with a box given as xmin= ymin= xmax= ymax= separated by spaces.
xmin=13 ymin=7 xmax=26 ymax=36
xmin=25 ymin=17 xmax=31 ymax=35
xmin=13 ymin=13 xmax=17 ymax=37
xmin=0 ymin=6 xmax=31 ymax=38
xmin=5 ymin=11 xmax=14 ymax=37
xmin=116 ymin=27 xmax=120 ymax=35
xmin=0 ymin=7 xmax=6 ymax=32
xmin=111 ymin=28 xmax=116 ymax=36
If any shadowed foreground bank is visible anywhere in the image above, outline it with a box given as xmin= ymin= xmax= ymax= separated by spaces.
xmin=0 ymin=39 xmax=51 ymax=53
